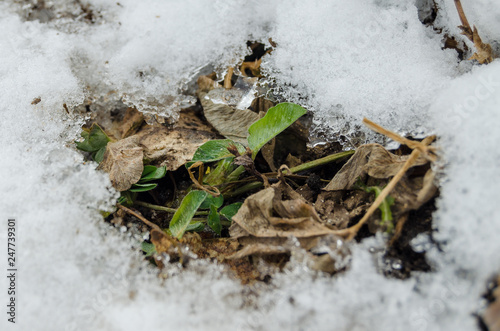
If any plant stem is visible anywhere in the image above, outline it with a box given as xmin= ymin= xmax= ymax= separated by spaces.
xmin=226 ymin=165 xmax=246 ymax=182
xmin=223 ymin=150 xmax=354 ymax=199
xmin=288 ymin=150 xmax=355 ymax=173
xmin=135 ymin=201 xmax=209 ymax=216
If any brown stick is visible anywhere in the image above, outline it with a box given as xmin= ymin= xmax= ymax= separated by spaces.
xmin=224 ymin=67 xmax=234 ymax=89
xmin=454 ymin=0 xmax=472 ymax=36
xmin=333 ymin=133 xmax=434 ymax=241
xmin=117 ymin=203 xmax=163 ymax=233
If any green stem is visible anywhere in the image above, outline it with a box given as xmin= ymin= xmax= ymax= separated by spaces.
xmin=288 ymin=150 xmax=354 ymax=173
xmin=223 ymin=150 xmax=354 ymax=199
xmin=226 ymin=165 xmax=246 ymax=182
xmin=135 ymin=201 xmax=209 ymax=216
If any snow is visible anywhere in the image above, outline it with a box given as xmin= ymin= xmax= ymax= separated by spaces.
xmin=1 ymin=0 xmax=499 ymax=330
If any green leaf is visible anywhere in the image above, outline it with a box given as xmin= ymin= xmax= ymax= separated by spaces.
xmin=219 ymin=202 xmax=243 ymax=222
xmin=169 ymin=190 xmax=208 ymax=239
xmin=187 ymin=139 xmax=246 ymax=167
xmin=204 ymin=158 xmax=236 ymax=186
xmin=247 ymin=102 xmax=307 ymax=158
xmin=118 ymin=191 xmax=136 ymax=206
xmin=141 ymin=242 xmax=156 ymax=257
xmin=76 ymin=123 xmax=111 ymax=153
xmin=356 ymin=182 xmax=395 ymax=233
xmin=186 ymin=221 xmax=205 ymax=232
xmin=129 ymin=183 xmax=158 ymax=192
xmin=139 ymin=165 xmax=167 ymax=182
xmin=199 ymin=194 xmax=224 ymax=210
xmin=93 ymin=146 xmax=107 ymax=163
xmin=207 ymin=204 xmax=221 ymax=235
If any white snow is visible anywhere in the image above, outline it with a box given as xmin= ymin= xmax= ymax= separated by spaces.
xmin=1 ymin=0 xmax=499 ymax=330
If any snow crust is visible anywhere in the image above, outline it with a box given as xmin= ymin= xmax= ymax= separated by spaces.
xmin=1 ymin=0 xmax=499 ymax=330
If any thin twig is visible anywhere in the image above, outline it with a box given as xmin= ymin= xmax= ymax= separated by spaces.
xmin=224 ymin=67 xmax=234 ymax=89
xmin=454 ymin=0 xmax=472 ymax=38
xmin=117 ymin=203 xmax=163 ymax=233
xmin=332 ymin=130 xmax=435 ymax=241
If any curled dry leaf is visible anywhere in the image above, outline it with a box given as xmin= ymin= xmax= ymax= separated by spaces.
xmin=97 ymin=136 xmax=144 ymax=191
xmin=324 ymin=144 xmax=428 ymax=191
xmin=228 ymin=184 xmax=350 ymax=274
xmin=197 ymin=89 xmax=260 ymax=146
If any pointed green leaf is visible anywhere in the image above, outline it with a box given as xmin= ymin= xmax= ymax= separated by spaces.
xmin=187 ymin=139 xmax=246 ymax=167
xmin=169 ymin=190 xmax=208 ymax=239
xmin=199 ymin=194 xmax=224 ymax=210
xmin=219 ymin=202 xmax=243 ymax=222
xmin=207 ymin=204 xmax=221 ymax=235
xmin=247 ymin=103 xmax=307 ymax=158
xmin=129 ymin=183 xmax=158 ymax=192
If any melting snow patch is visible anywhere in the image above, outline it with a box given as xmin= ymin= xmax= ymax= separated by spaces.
xmin=0 ymin=0 xmax=499 ymax=330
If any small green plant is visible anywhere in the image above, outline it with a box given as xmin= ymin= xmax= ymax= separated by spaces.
xmin=75 ymin=123 xmax=111 ymax=163
xmin=118 ymin=165 xmax=167 ymax=205
xmin=169 ymin=102 xmax=307 ymax=238
xmin=355 ymin=180 xmax=395 ymax=233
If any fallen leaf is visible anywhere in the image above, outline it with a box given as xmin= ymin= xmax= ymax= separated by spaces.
xmin=198 ymin=89 xmax=260 ymax=146
xmin=97 ymin=136 xmax=144 ymax=191
xmin=324 ymin=144 xmax=428 ymax=191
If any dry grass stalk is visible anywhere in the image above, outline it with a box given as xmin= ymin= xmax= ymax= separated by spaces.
xmin=454 ymin=0 xmax=495 ymax=64
xmin=333 ymin=119 xmax=436 ymax=241
xmin=117 ymin=203 xmax=163 ymax=233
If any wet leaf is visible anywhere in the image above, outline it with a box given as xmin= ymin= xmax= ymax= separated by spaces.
xmin=97 ymin=136 xmax=144 ymax=191
xmin=220 ymin=203 xmax=243 ymax=222
xmin=169 ymin=190 xmax=208 ymax=239
xmin=187 ymin=139 xmax=246 ymax=167
xmin=247 ymin=102 xmax=307 ymax=158
xmin=207 ymin=204 xmax=221 ymax=235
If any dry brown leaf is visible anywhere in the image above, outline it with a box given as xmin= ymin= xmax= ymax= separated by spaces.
xmin=198 ymin=89 xmax=260 ymax=146
xmin=324 ymin=144 xmax=428 ymax=191
xmin=97 ymin=136 xmax=144 ymax=191
xmin=468 ymin=26 xmax=494 ymax=64
xmin=230 ymin=187 xmax=336 ymax=239
xmin=118 ymin=107 xmax=144 ymax=139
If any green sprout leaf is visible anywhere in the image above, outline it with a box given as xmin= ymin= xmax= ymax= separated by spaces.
xmin=169 ymin=190 xmax=208 ymax=239
xmin=76 ymin=123 xmax=111 ymax=153
xmin=139 ymin=165 xmax=167 ymax=182
xmin=141 ymin=242 xmax=156 ymax=257
xmin=207 ymin=204 xmax=221 ymax=235
xmin=187 ymin=139 xmax=246 ymax=167
xmin=356 ymin=181 xmax=395 ymax=233
xmin=186 ymin=221 xmax=205 ymax=232
xmin=247 ymin=102 xmax=307 ymax=158
xmin=93 ymin=146 xmax=107 ymax=163
xmin=219 ymin=202 xmax=243 ymax=222
xmin=199 ymin=194 xmax=224 ymax=210
xmin=129 ymin=183 xmax=158 ymax=192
